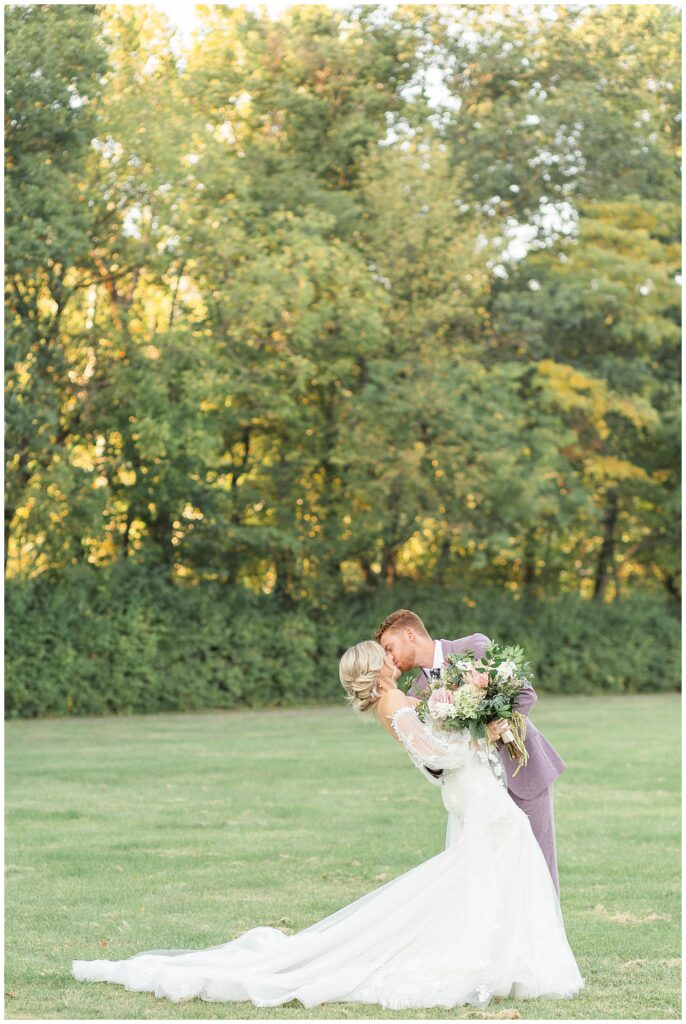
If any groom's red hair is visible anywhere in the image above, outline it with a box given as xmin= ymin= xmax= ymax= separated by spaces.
xmin=373 ymin=609 xmax=430 ymax=642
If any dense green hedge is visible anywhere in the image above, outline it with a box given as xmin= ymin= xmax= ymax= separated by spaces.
xmin=5 ymin=566 xmax=680 ymax=718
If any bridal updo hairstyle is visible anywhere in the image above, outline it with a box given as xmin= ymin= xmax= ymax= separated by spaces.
xmin=339 ymin=640 xmax=385 ymax=716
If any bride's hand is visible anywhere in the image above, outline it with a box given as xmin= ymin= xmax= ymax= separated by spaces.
xmin=485 ymin=719 xmax=509 ymax=744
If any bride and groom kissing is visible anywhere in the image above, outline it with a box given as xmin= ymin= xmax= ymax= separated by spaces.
xmin=73 ymin=604 xmax=583 ymax=1010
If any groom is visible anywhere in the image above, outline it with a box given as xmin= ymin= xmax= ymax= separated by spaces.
xmin=373 ymin=608 xmax=566 ymax=897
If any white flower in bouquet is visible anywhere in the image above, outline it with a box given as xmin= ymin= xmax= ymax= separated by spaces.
xmin=453 ymin=659 xmax=473 ymax=671
xmin=427 ymin=687 xmax=455 ymax=721
xmin=451 ymin=683 xmax=482 ymax=718
xmin=496 ymin=659 xmax=517 ymax=681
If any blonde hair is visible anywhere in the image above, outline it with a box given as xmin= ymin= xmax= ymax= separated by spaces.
xmin=339 ymin=640 xmax=385 ymax=715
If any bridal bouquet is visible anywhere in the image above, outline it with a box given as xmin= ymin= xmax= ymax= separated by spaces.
xmin=414 ymin=642 xmax=531 ymax=777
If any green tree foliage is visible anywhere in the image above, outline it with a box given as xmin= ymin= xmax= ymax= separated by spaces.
xmin=5 ymin=4 xmax=108 ymax=570
xmin=491 ymin=196 xmax=680 ymax=598
xmin=435 ymin=3 xmax=681 ymax=226
xmin=4 ymin=3 xmax=681 ymax=714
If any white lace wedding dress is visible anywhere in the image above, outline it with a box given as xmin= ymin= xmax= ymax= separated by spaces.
xmin=72 ymin=707 xmax=584 ymax=1010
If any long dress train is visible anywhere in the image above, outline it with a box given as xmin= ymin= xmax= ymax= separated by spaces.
xmin=72 ymin=708 xmax=584 ymax=1010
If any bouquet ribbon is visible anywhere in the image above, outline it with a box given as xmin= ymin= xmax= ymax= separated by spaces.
xmin=500 ymin=711 xmax=528 ymax=777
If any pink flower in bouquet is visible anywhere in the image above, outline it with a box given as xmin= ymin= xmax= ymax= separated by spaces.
xmin=462 ymin=668 xmax=489 ymax=689
xmin=427 ymin=687 xmax=454 ymax=720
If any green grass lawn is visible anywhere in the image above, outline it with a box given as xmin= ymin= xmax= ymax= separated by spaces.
xmin=5 ymin=695 xmax=681 ymax=1020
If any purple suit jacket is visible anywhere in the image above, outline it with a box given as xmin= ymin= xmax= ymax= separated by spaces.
xmin=409 ymin=633 xmax=566 ymax=800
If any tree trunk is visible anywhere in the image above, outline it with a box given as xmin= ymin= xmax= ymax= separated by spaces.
xmin=382 ymin=547 xmax=397 ymax=587
xmin=146 ymin=509 xmax=175 ymax=575
xmin=435 ymin=534 xmax=452 ymax=586
xmin=5 ymin=503 xmax=14 ymax=572
xmin=522 ymin=531 xmax=536 ymax=600
xmin=665 ymin=572 xmax=681 ymax=602
xmin=593 ymin=490 xmax=618 ymax=601
xmin=272 ymin=450 xmax=295 ymax=605
xmin=225 ymin=429 xmax=251 ymax=585
xmin=122 ymin=505 xmax=133 ymax=559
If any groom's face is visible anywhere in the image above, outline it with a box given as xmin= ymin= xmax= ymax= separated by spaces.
xmin=379 ymin=627 xmax=416 ymax=673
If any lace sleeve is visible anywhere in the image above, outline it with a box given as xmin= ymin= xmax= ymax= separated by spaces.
xmin=390 ymin=707 xmax=468 ymax=773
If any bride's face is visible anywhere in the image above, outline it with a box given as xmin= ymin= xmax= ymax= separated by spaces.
xmin=382 ymin=652 xmax=400 ymax=683
xmin=375 ymin=651 xmax=400 ymax=691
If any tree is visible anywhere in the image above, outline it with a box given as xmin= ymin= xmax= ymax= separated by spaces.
xmin=435 ymin=4 xmax=680 ymax=236
xmin=5 ymin=4 xmax=107 ymax=571
xmin=490 ymin=197 xmax=680 ymax=598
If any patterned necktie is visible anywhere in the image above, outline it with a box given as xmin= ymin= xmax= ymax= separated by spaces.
xmin=428 ymin=668 xmax=442 ymax=680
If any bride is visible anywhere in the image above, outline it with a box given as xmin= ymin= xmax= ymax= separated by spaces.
xmin=72 ymin=640 xmax=584 ymax=1011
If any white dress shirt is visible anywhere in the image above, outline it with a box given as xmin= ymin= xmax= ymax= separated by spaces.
xmin=431 ymin=639 xmax=444 ymax=672
xmin=420 ymin=639 xmax=444 ymax=675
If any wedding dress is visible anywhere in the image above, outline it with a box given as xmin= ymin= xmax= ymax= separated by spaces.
xmin=72 ymin=708 xmax=584 ymax=1010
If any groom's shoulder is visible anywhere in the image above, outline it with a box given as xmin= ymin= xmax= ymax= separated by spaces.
xmin=442 ymin=632 xmax=492 ymax=654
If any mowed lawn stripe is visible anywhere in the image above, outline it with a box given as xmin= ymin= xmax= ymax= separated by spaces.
xmin=5 ymin=695 xmax=680 ymax=1019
